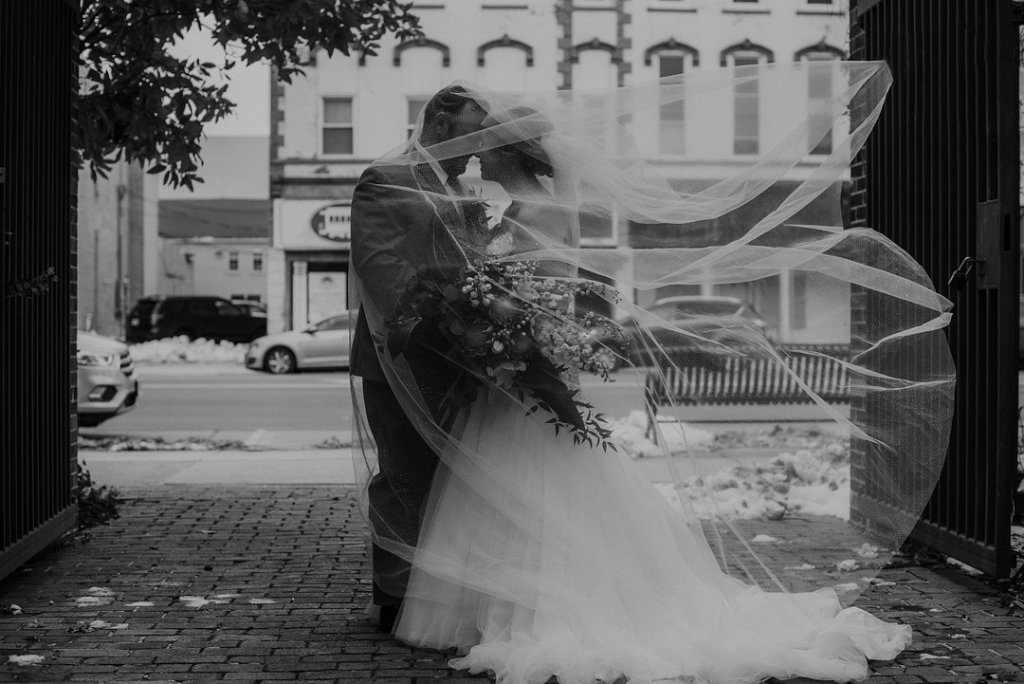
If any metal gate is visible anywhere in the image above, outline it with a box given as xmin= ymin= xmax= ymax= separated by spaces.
xmin=849 ymin=0 xmax=1020 ymax=577
xmin=0 ymin=0 xmax=79 ymax=581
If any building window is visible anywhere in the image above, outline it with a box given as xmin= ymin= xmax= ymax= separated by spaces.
xmin=578 ymin=205 xmax=618 ymax=246
xmin=228 ymin=251 xmax=239 ymax=271
xmin=407 ymin=97 xmax=428 ymax=139
xmin=658 ymin=55 xmax=686 ymax=155
xmin=323 ymin=97 xmax=353 ymax=155
xmin=796 ymin=44 xmax=843 ymax=156
xmin=732 ymin=55 xmax=760 ymax=155
xmin=807 ymin=59 xmax=834 ymax=155
xmin=721 ymin=42 xmax=773 ymax=156
xmin=253 ymin=251 xmax=263 ymax=272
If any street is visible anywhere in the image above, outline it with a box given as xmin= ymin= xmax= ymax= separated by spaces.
xmin=94 ymin=364 xmax=353 ymax=433
xmin=82 ymin=364 xmax=647 ymax=442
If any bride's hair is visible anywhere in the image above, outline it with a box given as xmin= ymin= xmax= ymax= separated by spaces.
xmin=486 ymin=106 xmax=554 ymax=179
xmin=507 ymin=143 xmax=554 ymax=179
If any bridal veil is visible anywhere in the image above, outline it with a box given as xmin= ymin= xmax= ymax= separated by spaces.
xmin=349 ymin=61 xmax=956 ymax=646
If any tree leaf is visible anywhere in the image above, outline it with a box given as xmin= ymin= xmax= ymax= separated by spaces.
xmin=74 ymin=0 xmax=422 ymax=187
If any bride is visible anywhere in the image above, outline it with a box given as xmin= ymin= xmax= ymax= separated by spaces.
xmin=351 ymin=63 xmax=955 ymax=684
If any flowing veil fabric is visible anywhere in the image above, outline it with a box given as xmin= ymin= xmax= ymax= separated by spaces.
xmin=350 ymin=62 xmax=955 ymax=684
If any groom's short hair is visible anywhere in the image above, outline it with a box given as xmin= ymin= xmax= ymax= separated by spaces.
xmin=422 ymin=85 xmax=476 ymax=127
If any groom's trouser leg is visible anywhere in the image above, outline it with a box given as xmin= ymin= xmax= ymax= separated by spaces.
xmin=363 ymin=378 xmax=439 ymax=605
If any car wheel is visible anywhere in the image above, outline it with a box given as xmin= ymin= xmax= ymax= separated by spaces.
xmin=264 ymin=347 xmax=297 ymax=374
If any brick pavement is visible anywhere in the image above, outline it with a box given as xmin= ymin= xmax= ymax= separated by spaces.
xmin=0 ymin=486 xmax=1022 ymax=684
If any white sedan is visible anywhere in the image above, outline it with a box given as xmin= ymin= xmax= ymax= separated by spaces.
xmin=245 ymin=313 xmax=351 ymax=374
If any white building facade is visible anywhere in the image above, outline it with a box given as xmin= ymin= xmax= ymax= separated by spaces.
xmin=157 ymin=136 xmax=271 ymax=305
xmin=270 ymin=0 xmax=849 ymax=341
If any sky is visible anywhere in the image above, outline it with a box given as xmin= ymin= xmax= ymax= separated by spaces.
xmin=172 ymin=25 xmax=271 ymax=138
xmin=161 ymin=26 xmax=271 ymax=199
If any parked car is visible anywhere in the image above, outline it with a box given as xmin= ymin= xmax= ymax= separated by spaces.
xmin=231 ymin=300 xmax=267 ymax=318
xmin=593 ymin=295 xmax=771 ymax=370
xmin=126 ymin=295 xmax=267 ymax=343
xmin=77 ymin=330 xmax=139 ymax=427
xmin=245 ymin=312 xmax=352 ymax=374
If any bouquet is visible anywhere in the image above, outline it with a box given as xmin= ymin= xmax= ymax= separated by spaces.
xmin=391 ymin=258 xmax=625 ymax=451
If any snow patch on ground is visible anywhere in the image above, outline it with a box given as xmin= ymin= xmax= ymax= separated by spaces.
xmin=130 ymin=336 xmax=246 ymax=365
xmin=654 ymin=441 xmax=851 ymax=521
xmin=946 ymin=558 xmax=984 ymax=576
xmin=178 ymin=593 xmax=276 ymax=608
xmin=71 ymin=619 xmax=129 ymax=632
xmin=79 ymin=435 xmax=250 ymax=452
xmin=8 ymin=655 xmax=45 ymax=666
xmin=75 ymin=587 xmax=115 ymax=607
xmin=608 ymin=411 xmax=714 ymax=458
xmin=751 ymin=534 xmax=780 ymax=543
xmin=178 ymin=595 xmax=228 ymax=609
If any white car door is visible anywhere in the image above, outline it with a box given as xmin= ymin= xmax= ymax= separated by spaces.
xmin=301 ymin=314 xmax=350 ymax=368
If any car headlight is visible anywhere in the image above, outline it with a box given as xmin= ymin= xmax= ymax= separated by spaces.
xmin=77 ymin=351 xmax=118 ymax=367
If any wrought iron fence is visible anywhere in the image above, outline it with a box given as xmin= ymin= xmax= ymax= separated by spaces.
xmin=0 ymin=0 xmax=79 ymax=582
xmin=849 ymin=0 xmax=1021 ymax=577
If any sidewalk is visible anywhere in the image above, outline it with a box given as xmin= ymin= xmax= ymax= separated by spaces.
xmin=2 ymin=482 xmax=1022 ymax=683
xmin=76 ymin=446 xmax=782 ymax=489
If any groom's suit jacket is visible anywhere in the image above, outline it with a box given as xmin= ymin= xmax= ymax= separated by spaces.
xmin=349 ymin=161 xmax=463 ymax=382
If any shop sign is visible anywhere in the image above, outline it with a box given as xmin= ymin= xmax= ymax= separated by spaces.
xmin=310 ymin=203 xmax=351 ymax=242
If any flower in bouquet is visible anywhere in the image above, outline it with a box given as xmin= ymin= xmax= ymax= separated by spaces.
xmin=392 ymin=258 xmax=626 ymax=450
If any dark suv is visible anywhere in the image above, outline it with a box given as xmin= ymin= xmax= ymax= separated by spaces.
xmin=127 ymin=295 xmax=267 ymax=343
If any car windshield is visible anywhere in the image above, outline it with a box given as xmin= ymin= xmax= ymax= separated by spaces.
xmin=315 ymin=314 xmax=349 ymax=332
xmin=214 ymin=300 xmax=244 ymax=316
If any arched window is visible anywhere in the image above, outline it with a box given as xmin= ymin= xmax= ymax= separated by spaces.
xmin=794 ymin=41 xmax=844 ymax=61
xmin=645 ymin=40 xmax=699 ymax=156
xmin=571 ymin=38 xmax=621 ymax=65
xmin=478 ymin=35 xmax=533 ymax=91
xmin=644 ymin=39 xmax=699 ymax=67
xmin=796 ymin=42 xmax=844 ymax=155
xmin=477 ymin=35 xmax=533 ymax=67
xmin=393 ymin=37 xmax=450 ymax=68
xmin=721 ymin=40 xmax=774 ymax=155
xmin=570 ymin=40 xmax=619 ymax=150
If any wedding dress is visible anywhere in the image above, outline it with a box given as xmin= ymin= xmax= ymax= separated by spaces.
xmin=397 ymin=390 xmax=910 ymax=684
xmin=392 ymin=221 xmax=909 ymax=684
xmin=351 ymin=63 xmax=955 ymax=684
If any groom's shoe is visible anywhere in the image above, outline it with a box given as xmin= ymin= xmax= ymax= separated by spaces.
xmin=377 ymin=602 xmax=402 ymax=633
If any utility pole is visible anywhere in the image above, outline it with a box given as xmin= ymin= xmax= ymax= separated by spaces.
xmin=115 ymin=179 xmax=127 ymax=340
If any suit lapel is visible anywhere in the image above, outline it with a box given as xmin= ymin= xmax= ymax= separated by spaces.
xmin=410 ymin=164 xmax=467 ymax=269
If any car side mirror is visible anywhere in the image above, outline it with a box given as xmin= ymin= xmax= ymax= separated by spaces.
xmin=302 ymin=326 xmax=317 ymax=335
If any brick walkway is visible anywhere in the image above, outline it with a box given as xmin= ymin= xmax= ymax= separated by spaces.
xmin=1 ymin=486 xmax=1022 ymax=683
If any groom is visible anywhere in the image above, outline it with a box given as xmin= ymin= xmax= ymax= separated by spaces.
xmin=349 ymin=85 xmax=487 ymax=633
